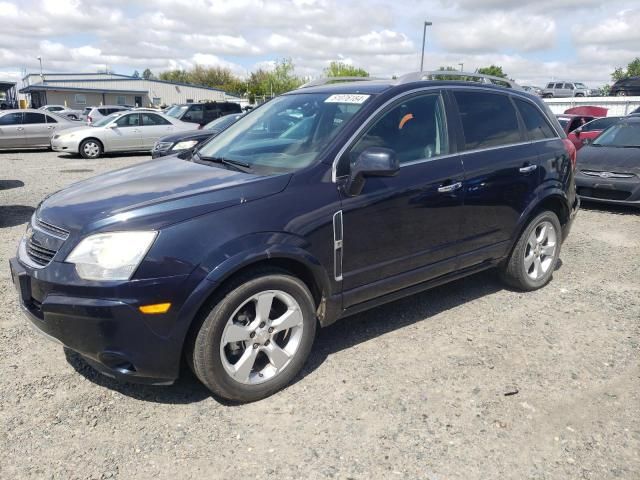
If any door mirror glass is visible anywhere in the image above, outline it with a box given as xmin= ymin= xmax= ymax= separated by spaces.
xmin=346 ymin=147 xmax=399 ymax=196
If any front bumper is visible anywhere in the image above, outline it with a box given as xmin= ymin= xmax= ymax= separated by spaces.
xmin=9 ymin=256 xmax=196 ymax=385
xmin=575 ymin=171 xmax=640 ymax=208
xmin=51 ymin=136 xmax=81 ymax=153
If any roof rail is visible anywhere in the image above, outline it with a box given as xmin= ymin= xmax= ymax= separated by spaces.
xmin=397 ymin=71 xmax=522 ymax=90
xmin=298 ymin=76 xmax=381 ymax=89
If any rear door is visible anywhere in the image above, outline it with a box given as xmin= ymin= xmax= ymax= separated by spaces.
xmin=183 ymin=104 xmax=204 ymax=125
xmin=107 ymin=113 xmax=143 ymax=150
xmin=450 ymin=90 xmax=540 ymax=268
xmin=22 ymin=112 xmax=51 ymax=147
xmin=140 ymin=113 xmax=175 ymax=148
xmin=0 ymin=112 xmax=24 ymax=148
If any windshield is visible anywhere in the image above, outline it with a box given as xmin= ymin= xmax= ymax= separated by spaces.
xmin=574 ymin=83 xmax=588 ymax=89
xmin=92 ymin=112 xmax=121 ymax=127
xmin=204 ymin=114 xmax=241 ymax=131
xmin=165 ymin=105 xmax=189 ymax=119
xmin=196 ymin=92 xmax=371 ymax=174
xmin=593 ymin=122 xmax=640 ymax=147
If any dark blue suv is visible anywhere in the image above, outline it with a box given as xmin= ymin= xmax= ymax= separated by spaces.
xmin=10 ymin=75 xmax=579 ymax=402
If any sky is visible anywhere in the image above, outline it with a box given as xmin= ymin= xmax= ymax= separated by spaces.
xmin=0 ymin=0 xmax=638 ymax=88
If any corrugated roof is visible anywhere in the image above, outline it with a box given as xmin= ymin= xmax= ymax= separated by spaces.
xmin=20 ymin=84 xmax=147 ymax=94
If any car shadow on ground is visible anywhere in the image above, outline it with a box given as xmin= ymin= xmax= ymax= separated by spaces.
xmin=0 ymin=180 xmax=24 ymax=191
xmin=55 ymin=152 xmax=151 ymax=160
xmin=580 ymin=200 xmax=640 ymax=216
xmin=0 ymin=205 xmax=35 ymax=228
xmin=64 ymin=268 xmax=507 ymax=406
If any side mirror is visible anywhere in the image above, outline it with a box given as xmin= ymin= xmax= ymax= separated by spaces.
xmin=106 ymin=123 xmax=116 ymax=129
xmin=346 ymin=147 xmax=399 ymax=196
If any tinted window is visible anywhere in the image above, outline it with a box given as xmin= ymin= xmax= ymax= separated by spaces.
xmin=45 ymin=115 xmax=58 ymax=124
xmin=0 ymin=112 xmax=22 ymax=125
xmin=185 ymin=105 xmax=204 ymax=122
xmin=348 ymin=93 xmax=448 ymax=167
xmin=454 ymin=91 xmax=522 ymax=150
xmin=141 ymin=113 xmax=171 ymax=126
xmin=115 ymin=114 xmax=141 ymax=127
xmin=582 ymin=117 xmax=619 ymax=132
xmin=514 ymin=99 xmax=555 ymax=140
xmin=23 ymin=112 xmax=47 ymax=124
xmin=546 ymin=83 xmax=554 ymax=88
xmin=564 ymin=83 xmax=574 ymax=89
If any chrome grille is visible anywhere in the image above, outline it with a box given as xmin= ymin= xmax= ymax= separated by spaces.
xmin=26 ymin=237 xmax=57 ymax=266
xmin=35 ymin=218 xmax=70 ymax=239
xmin=581 ymin=170 xmax=635 ymax=179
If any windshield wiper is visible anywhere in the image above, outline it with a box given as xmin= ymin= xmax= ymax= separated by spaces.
xmin=194 ymin=152 xmax=252 ymax=172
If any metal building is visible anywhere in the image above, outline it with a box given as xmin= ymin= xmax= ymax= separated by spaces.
xmin=19 ymin=72 xmax=230 ymax=109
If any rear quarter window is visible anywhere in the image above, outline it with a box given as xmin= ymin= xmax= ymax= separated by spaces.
xmin=514 ymin=99 xmax=555 ymax=141
xmin=454 ymin=91 xmax=523 ymax=150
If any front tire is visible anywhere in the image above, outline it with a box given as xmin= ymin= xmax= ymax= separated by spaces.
xmin=79 ymin=139 xmax=103 ymax=159
xmin=500 ymin=211 xmax=562 ymax=291
xmin=191 ymin=272 xmax=317 ymax=402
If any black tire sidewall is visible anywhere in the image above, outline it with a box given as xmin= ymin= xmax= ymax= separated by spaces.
xmin=193 ymin=274 xmax=316 ymax=402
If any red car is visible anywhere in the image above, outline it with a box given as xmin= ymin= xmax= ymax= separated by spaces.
xmin=556 ymin=114 xmax=596 ymax=135
xmin=567 ymin=116 xmax=622 ymax=150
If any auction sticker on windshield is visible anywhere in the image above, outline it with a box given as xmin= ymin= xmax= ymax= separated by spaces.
xmin=324 ymin=94 xmax=370 ymax=104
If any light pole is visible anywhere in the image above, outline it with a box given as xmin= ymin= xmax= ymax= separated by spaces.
xmin=37 ymin=56 xmax=43 ymax=78
xmin=420 ymin=21 xmax=432 ymax=72
xmin=459 ymin=62 xmax=464 ymax=72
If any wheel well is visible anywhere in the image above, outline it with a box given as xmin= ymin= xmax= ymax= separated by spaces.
xmin=534 ymin=196 xmax=569 ymax=227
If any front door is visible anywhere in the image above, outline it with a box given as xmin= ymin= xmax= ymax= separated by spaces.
xmin=337 ymin=92 xmax=465 ymax=307
xmin=135 ymin=96 xmax=143 ymax=108
xmin=107 ymin=113 xmax=143 ymax=150
xmin=0 ymin=112 xmax=25 ymax=148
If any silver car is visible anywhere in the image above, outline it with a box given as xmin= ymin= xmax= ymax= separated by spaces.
xmin=51 ymin=110 xmax=199 ymax=158
xmin=0 ymin=109 xmax=77 ymax=149
xmin=542 ymin=82 xmax=595 ymax=98
xmin=85 ymin=105 xmax=129 ymax=124
xmin=39 ymin=105 xmax=83 ymax=121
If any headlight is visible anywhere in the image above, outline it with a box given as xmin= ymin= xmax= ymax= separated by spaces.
xmin=66 ymin=231 xmax=157 ymax=281
xmin=172 ymin=140 xmax=198 ymax=150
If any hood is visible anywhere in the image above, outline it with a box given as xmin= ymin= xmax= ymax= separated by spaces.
xmin=158 ymin=130 xmax=214 ymax=144
xmin=577 ymin=145 xmax=640 ymax=174
xmin=54 ymin=125 xmax=96 ymax=137
xmin=38 ymin=157 xmax=292 ymax=233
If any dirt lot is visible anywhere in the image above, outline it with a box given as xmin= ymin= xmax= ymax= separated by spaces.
xmin=1 ymin=150 xmax=639 ymax=480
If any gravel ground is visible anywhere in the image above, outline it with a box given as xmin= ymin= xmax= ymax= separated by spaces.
xmin=1 ymin=150 xmax=639 ymax=480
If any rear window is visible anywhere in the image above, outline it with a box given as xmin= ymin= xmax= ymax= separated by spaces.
xmin=514 ymin=99 xmax=555 ymax=141
xmin=454 ymin=91 xmax=522 ymax=150
xmin=23 ymin=112 xmax=47 ymax=124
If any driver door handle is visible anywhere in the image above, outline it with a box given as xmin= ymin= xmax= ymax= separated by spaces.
xmin=519 ymin=164 xmax=537 ymax=173
xmin=437 ymin=181 xmax=462 ymax=193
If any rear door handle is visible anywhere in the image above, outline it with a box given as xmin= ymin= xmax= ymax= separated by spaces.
xmin=519 ymin=165 xmax=537 ymax=173
xmin=17 ymin=127 xmax=24 ymax=131
xmin=437 ymin=181 xmax=463 ymax=193
xmin=47 ymin=126 xmax=55 ymax=129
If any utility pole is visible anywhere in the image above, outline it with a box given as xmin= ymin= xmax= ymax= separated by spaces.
xmin=37 ymin=56 xmax=43 ymax=79
xmin=420 ymin=21 xmax=432 ymax=72
xmin=459 ymin=62 xmax=464 ymax=72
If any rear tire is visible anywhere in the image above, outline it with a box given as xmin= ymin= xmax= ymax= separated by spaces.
xmin=79 ymin=139 xmax=103 ymax=159
xmin=616 ymin=91 xmax=627 ymax=97
xmin=191 ymin=271 xmax=317 ymax=402
xmin=499 ymin=211 xmax=562 ymax=291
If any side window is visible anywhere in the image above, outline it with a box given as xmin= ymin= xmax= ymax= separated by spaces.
xmin=546 ymin=83 xmax=554 ymax=88
xmin=185 ymin=105 xmax=204 ymax=122
xmin=141 ymin=113 xmax=171 ymax=126
xmin=23 ymin=112 xmax=47 ymax=124
xmin=115 ymin=114 xmax=140 ymax=127
xmin=554 ymin=83 xmax=564 ymax=89
xmin=0 ymin=112 xmax=22 ymax=125
xmin=345 ymin=93 xmax=449 ymax=172
xmin=454 ymin=91 xmax=522 ymax=150
xmin=565 ymin=83 xmax=575 ymax=90
xmin=45 ymin=115 xmax=58 ymax=124
xmin=514 ymin=99 xmax=555 ymax=141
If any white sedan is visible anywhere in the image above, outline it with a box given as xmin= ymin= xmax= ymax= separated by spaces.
xmin=51 ymin=111 xmax=199 ymax=159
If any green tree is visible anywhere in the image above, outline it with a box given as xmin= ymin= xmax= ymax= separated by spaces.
xmin=477 ymin=65 xmax=508 ymax=78
xmin=248 ymin=58 xmax=303 ymax=100
xmin=158 ymin=69 xmax=190 ymax=83
xmin=611 ymin=57 xmax=640 ymax=81
xmin=142 ymin=68 xmax=154 ymax=80
xmin=324 ymin=61 xmax=369 ymax=77
xmin=132 ymin=70 xmax=140 ymax=78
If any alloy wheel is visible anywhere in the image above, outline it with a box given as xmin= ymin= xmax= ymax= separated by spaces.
xmin=219 ymin=290 xmax=304 ymax=385
xmin=524 ymin=220 xmax=557 ymax=280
